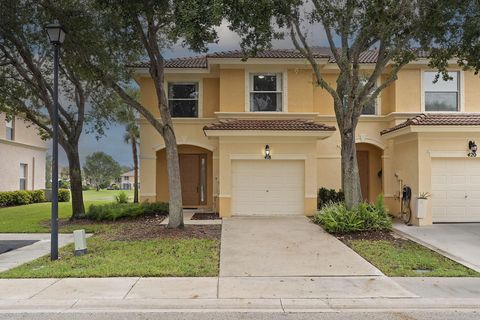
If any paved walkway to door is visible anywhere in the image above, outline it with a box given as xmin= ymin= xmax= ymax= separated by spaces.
xmin=220 ymin=216 xmax=383 ymax=277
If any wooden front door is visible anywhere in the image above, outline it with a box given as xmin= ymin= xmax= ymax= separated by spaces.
xmin=356 ymin=151 xmax=370 ymax=202
xmin=179 ymin=154 xmax=207 ymax=206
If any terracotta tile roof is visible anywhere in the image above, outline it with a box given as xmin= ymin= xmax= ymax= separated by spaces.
xmin=128 ymin=56 xmax=207 ymax=69
xmin=207 ymin=48 xmax=333 ymax=59
xmin=129 ymin=48 xmax=430 ymax=69
xmin=381 ymin=113 xmax=480 ymax=135
xmin=203 ymin=119 xmax=336 ymax=131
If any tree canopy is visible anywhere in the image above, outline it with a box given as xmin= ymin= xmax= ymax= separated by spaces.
xmin=224 ymin=0 xmax=466 ymax=208
xmin=83 ymin=152 xmax=122 ymax=190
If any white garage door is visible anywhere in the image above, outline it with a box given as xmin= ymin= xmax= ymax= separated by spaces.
xmin=231 ymin=160 xmax=305 ymax=215
xmin=431 ymin=158 xmax=480 ymax=222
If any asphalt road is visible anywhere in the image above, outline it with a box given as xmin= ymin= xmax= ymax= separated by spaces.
xmin=0 ymin=311 xmax=479 ymax=320
xmin=0 ymin=240 xmax=37 ymax=254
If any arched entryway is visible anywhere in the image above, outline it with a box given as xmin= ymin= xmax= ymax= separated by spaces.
xmin=156 ymin=145 xmax=213 ymax=209
xmin=356 ymin=143 xmax=383 ymax=203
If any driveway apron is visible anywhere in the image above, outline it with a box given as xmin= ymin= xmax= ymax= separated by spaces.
xmin=220 ymin=216 xmax=383 ymax=277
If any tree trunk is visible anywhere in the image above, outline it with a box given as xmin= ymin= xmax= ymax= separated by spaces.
xmin=131 ymin=133 xmax=139 ymax=203
xmin=65 ymin=148 xmax=85 ymax=219
xmin=340 ymin=125 xmax=363 ymax=209
xmin=164 ymin=127 xmax=184 ymax=228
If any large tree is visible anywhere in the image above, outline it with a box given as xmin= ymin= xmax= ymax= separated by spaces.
xmin=41 ymin=0 xmax=222 ymax=228
xmin=83 ymin=152 xmax=122 ymax=191
xmin=0 ymin=0 xmax=115 ymax=218
xmin=225 ymin=0 xmax=459 ymax=208
xmin=428 ymin=1 xmax=480 ymax=75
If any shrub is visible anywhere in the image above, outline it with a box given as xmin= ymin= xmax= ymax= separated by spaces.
xmin=86 ymin=202 xmax=169 ymax=221
xmin=58 ymin=189 xmax=70 ymax=202
xmin=31 ymin=190 xmax=46 ymax=203
xmin=114 ymin=191 xmax=129 ymax=204
xmin=0 ymin=190 xmax=46 ymax=207
xmin=314 ymin=194 xmax=391 ymax=234
xmin=317 ymin=187 xmax=345 ymax=209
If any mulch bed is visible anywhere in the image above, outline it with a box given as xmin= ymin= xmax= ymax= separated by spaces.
xmin=106 ymin=224 xmax=222 ymax=241
xmin=191 ymin=212 xmax=220 ymax=220
xmin=55 ymin=215 xmax=221 ymax=241
xmin=335 ymin=230 xmax=408 ymax=245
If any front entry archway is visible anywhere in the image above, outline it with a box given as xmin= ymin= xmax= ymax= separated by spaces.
xmin=356 ymin=143 xmax=383 ymax=203
xmin=156 ymin=145 xmax=213 ymax=209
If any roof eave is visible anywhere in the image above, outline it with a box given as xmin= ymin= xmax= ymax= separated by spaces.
xmin=203 ymin=129 xmax=335 ymax=138
xmin=382 ymin=125 xmax=480 ymax=138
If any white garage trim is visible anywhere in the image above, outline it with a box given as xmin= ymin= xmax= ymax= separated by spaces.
xmin=429 ymin=151 xmax=469 ymax=158
xmin=230 ymin=154 xmax=307 ymax=160
xmin=231 ymin=160 xmax=305 ymax=216
xmin=431 ymin=158 xmax=480 ymax=223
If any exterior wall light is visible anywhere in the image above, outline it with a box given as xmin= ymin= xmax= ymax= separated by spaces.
xmin=264 ymin=145 xmax=271 ymax=160
xmin=468 ymin=140 xmax=477 ymax=157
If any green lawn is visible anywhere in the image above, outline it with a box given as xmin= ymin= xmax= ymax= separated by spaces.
xmin=348 ymin=239 xmax=480 ymax=277
xmin=0 ymin=190 xmax=133 ymax=233
xmin=0 ymin=236 xmax=219 ymax=278
xmin=83 ymin=189 xmax=134 ymax=202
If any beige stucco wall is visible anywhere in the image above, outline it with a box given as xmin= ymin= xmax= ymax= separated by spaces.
xmin=216 ymin=136 xmax=319 ymax=217
xmin=137 ymin=60 xmax=480 ymax=225
xmin=0 ymin=114 xmax=47 ymax=191
xmin=139 ymin=119 xmax=219 ymax=204
xmin=219 ymin=69 xmax=244 ymax=112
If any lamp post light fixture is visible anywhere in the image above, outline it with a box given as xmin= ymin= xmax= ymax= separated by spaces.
xmin=468 ymin=140 xmax=477 ymax=158
xmin=45 ymin=21 xmax=66 ymax=261
xmin=264 ymin=145 xmax=271 ymax=160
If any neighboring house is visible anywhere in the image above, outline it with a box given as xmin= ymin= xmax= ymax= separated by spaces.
xmin=132 ymin=48 xmax=480 ymax=226
xmin=116 ymin=170 xmax=139 ymax=190
xmin=0 ymin=113 xmax=47 ymax=191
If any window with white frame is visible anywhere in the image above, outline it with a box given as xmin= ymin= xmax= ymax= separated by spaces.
xmin=19 ymin=163 xmax=27 ymax=190
xmin=423 ymin=71 xmax=459 ymax=112
xmin=167 ymin=82 xmax=199 ymax=117
xmin=5 ymin=117 xmax=14 ymax=140
xmin=249 ymin=73 xmax=283 ymax=112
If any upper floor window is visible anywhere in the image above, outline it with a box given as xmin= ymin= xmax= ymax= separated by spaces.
xmin=5 ymin=117 xmax=14 ymax=140
xmin=19 ymin=163 xmax=27 ymax=190
xmin=168 ymin=82 xmax=199 ymax=117
xmin=124 ymin=176 xmax=129 ymax=181
xmin=423 ymin=71 xmax=459 ymax=112
xmin=250 ymin=73 xmax=282 ymax=112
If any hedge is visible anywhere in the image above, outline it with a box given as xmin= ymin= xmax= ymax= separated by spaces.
xmin=86 ymin=202 xmax=169 ymax=221
xmin=0 ymin=190 xmax=46 ymax=207
xmin=58 ymin=189 xmax=70 ymax=202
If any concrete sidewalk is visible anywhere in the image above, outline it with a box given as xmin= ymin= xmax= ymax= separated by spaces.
xmin=0 ymin=234 xmax=74 ymax=272
xmin=0 ymin=277 xmax=478 ymax=313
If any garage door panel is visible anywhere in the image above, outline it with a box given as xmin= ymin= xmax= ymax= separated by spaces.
xmin=231 ymin=160 xmax=304 ymax=216
xmin=432 ymin=159 xmax=480 ymax=222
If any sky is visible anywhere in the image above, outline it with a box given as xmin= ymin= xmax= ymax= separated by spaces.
xmin=53 ymin=20 xmax=328 ymax=169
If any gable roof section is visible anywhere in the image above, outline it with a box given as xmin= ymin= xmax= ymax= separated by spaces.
xmin=203 ymin=119 xmax=336 ymax=132
xmin=381 ymin=113 xmax=480 ymax=135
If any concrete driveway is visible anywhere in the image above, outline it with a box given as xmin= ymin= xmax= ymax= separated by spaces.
xmin=220 ymin=216 xmax=383 ymax=277
xmin=394 ymin=222 xmax=480 ymax=272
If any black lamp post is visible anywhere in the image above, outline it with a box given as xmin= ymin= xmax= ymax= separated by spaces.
xmin=45 ymin=21 xmax=66 ymax=261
